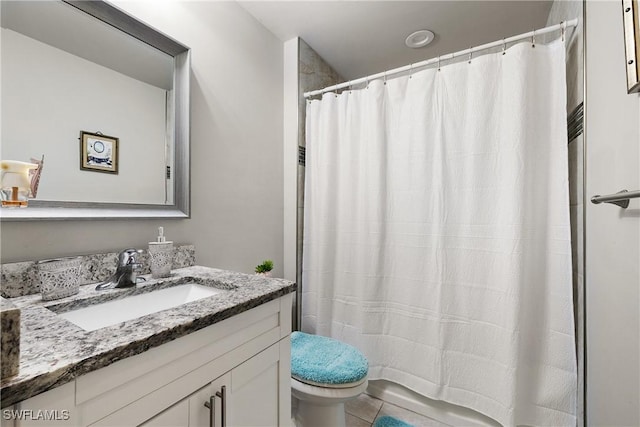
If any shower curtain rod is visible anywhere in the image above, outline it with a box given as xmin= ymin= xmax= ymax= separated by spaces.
xmin=304 ymin=18 xmax=578 ymax=98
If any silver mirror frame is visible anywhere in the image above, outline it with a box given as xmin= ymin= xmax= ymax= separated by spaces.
xmin=623 ymin=0 xmax=640 ymax=93
xmin=1 ymin=0 xmax=190 ymax=221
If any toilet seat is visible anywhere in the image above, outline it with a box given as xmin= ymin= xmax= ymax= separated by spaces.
xmin=293 ymin=374 xmax=367 ymax=389
xmin=292 ymin=377 xmax=369 ymax=402
xmin=291 ymin=332 xmax=369 ymax=427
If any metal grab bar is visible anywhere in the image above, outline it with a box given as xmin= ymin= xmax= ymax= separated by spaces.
xmin=591 ymin=189 xmax=640 ymax=208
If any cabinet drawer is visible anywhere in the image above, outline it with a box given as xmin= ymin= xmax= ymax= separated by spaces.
xmin=138 ymin=399 xmax=189 ymax=427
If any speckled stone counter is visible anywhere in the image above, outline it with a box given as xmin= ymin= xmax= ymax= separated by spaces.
xmin=0 ymin=297 xmax=20 ymax=380
xmin=1 ymin=245 xmax=196 ymax=298
xmin=0 ymin=266 xmax=295 ymax=408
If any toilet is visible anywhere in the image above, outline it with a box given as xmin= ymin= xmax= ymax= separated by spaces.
xmin=290 ymin=331 xmax=369 ymax=427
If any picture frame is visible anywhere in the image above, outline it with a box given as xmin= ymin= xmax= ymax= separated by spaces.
xmin=80 ymin=131 xmax=119 ymax=174
xmin=623 ymin=0 xmax=640 ymax=93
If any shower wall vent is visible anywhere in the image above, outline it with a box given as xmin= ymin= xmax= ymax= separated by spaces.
xmin=298 ymin=146 xmax=306 ymax=166
xmin=568 ymin=102 xmax=584 ymax=142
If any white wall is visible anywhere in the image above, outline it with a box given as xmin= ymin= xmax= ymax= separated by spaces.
xmin=0 ymin=2 xmax=284 ymax=278
xmin=586 ymin=2 xmax=640 ymax=425
xmin=1 ymin=28 xmax=167 ymax=204
xmin=283 ymin=38 xmax=299 ymax=282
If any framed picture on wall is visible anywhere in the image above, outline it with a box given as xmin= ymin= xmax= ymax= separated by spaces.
xmin=80 ymin=131 xmax=119 ymax=174
xmin=623 ymin=0 xmax=640 ymax=93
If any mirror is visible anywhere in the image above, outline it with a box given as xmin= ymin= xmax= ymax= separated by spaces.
xmin=0 ymin=0 xmax=190 ymax=220
xmin=623 ymin=0 xmax=640 ymax=93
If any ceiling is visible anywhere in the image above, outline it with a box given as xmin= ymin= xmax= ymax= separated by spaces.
xmin=238 ymin=1 xmax=554 ymax=80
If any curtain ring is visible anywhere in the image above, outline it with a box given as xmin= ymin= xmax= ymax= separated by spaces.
xmin=532 ymin=28 xmax=536 ymax=48
xmin=348 ymin=80 xmax=352 ymax=94
xmin=561 ymin=21 xmax=566 ymax=42
xmin=502 ymin=38 xmax=506 ymax=56
xmin=409 ymin=63 xmax=413 ymax=79
xmin=468 ymin=47 xmax=472 ymax=64
xmin=366 ymin=77 xmax=369 ymax=89
xmin=437 ymin=55 xmax=441 ymax=72
xmin=383 ymin=70 xmax=387 ymax=85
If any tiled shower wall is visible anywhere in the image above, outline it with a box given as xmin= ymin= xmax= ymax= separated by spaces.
xmin=546 ymin=1 xmax=585 ymax=424
xmin=295 ymin=39 xmax=343 ymax=329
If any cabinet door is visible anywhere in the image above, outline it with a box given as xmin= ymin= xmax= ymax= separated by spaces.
xmin=139 ymin=399 xmax=189 ymax=427
xmin=227 ymin=343 xmax=284 ymax=427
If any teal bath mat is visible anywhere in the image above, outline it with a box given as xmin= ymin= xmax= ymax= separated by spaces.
xmin=373 ymin=415 xmax=415 ymax=427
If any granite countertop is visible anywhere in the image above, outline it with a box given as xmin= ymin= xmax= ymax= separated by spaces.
xmin=0 ymin=266 xmax=296 ymax=408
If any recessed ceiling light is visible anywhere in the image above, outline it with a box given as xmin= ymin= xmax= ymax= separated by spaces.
xmin=405 ymin=30 xmax=435 ymax=48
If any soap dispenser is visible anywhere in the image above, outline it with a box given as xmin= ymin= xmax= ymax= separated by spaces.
xmin=148 ymin=227 xmax=173 ymax=278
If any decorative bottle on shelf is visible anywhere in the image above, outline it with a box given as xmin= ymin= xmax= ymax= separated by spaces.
xmin=0 ymin=160 xmax=39 ymax=208
xmin=148 ymin=227 xmax=173 ymax=279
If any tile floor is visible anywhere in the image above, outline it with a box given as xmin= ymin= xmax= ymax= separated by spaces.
xmin=345 ymin=393 xmax=451 ymax=427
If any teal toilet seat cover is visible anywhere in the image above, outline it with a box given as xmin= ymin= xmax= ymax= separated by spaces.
xmin=291 ymin=331 xmax=368 ymax=385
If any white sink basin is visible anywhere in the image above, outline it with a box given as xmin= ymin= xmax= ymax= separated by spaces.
xmin=58 ymin=283 xmax=224 ymax=331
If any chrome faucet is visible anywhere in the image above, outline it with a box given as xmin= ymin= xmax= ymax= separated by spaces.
xmin=95 ymin=249 xmax=145 ymax=291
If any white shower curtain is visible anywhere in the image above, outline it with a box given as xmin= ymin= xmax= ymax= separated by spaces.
xmin=302 ymin=39 xmax=577 ymax=427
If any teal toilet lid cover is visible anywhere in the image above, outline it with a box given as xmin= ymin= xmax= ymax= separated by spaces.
xmin=291 ymin=331 xmax=368 ymax=385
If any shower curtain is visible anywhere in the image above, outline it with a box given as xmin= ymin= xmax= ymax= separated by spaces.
xmin=302 ymin=39 xmax=577 ymax=427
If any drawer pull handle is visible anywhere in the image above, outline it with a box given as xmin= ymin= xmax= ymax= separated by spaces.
xmin=204 ymin=395 xmax=215 ymax=427
xmin=216 ymin=385 xmax=227 ymax=427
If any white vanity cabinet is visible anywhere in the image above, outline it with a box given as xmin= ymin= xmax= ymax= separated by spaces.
xmin=111 ymin=341 xmax=285 ymax=427
xmin=10 ymin=294 xmax=292 ymax=427
xmin=142 ymin=341 xmax=283 ymax=427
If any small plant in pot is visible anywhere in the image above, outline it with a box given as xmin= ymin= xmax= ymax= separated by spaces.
xmin=255 ymin=260 xmax=274 ymax=277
